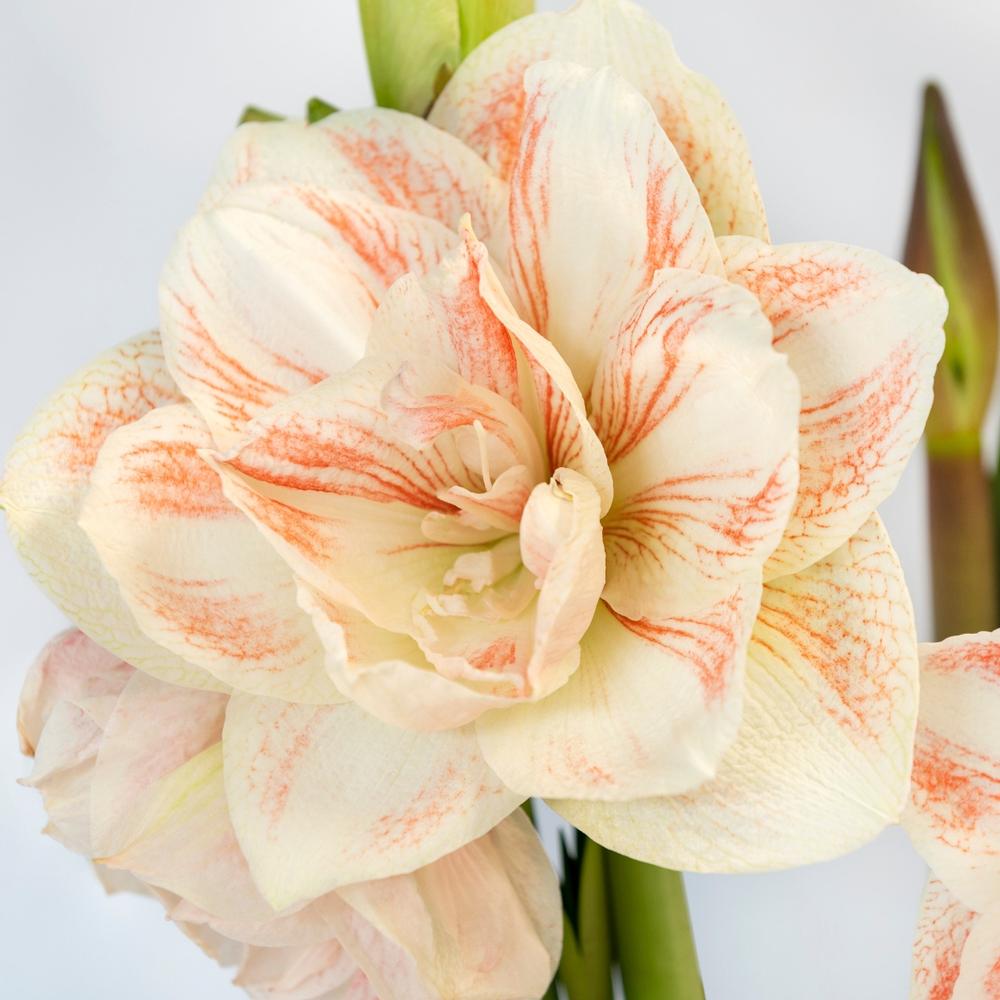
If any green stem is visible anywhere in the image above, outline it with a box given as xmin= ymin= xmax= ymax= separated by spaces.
xmin=558 ymin=835 xmax=613 ymax=1000
xmin=928 ymin=445 xmax=998 ymax=638
xmin=606 ymin=852 xmax=704 ymax=1000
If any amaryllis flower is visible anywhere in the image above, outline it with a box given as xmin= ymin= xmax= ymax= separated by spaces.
xmin=902 ymin=633 xmax=1000 ymax=999
xmin=3 ymin=0 xmax=945 ymax=910
xmin=18 ymin=628 xmax=561 ymax=1000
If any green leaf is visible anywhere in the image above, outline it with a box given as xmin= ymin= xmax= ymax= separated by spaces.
xmin=306 ymin=96 xmax=339 ymax=123
xmin=606 ymin=852 xmax=704 ymax=1000
xmin=457 ymin=0 xmax=533 ymax=57
xmin=905 ymin=83 xmax=998 ymax=458
xmin=358 ymin=0 xmax=460 ymax=116
xmin=556 ymin=830 xmax=613 ymax=1000
xmin=238 ymin=105 xmax=285 ymax=125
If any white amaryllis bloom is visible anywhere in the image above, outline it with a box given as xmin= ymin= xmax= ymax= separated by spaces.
xmin=902 ymin=633 xmax=1000 ymax=1000
xmin=3 ymin=0 xmax=944 ymax=909
xmin=19 ymin=628 xmax=561 ymax=1000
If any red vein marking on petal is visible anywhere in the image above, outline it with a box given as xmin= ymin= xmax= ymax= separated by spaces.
xmin=608 ymin=593 xmax=744 ymax=704
xmin=120 ymin=439 xmax=232 ymax=519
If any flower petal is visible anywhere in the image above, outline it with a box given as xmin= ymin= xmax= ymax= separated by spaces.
xmin=720 ymin=238 xmax=947 ymax=578
xmin=554 ymin=515 xmax=918 ymax=869
xmin=222 ymin=694 xmax=521 ymax=908
xmin=476 ymin=585 xmax=757 ymax=800
xmin=160 ymin=181 xmax=459 ymax=447
xmin=430 ymin=0 xmax=768 ymax=239
xmin=79 ymin=403 xmax=339 ymax=703
xmin=204 ymin=109 xmax=506 ymax=248
xmin=911 ymin=878 xmax=979 ymax=1000
xmin=951 ymin=907 xmax=1000 ymax=1000
xmin=592 ymin=268 xmax=799 ymax=621
xmin=902 ymin=631 xmax=1000 ymax=913
xmin=336 ymin=810 xmax=561 ymax=1000
xmin=235 ymin=940 xmax=373 ymax=1000
xmin=17 ymin=628 xmax=133 ymax=756
xmin=1 ymin=334 xmax=222 ymax=691
xmin=506 ymin=60 xmax=723 ymax=393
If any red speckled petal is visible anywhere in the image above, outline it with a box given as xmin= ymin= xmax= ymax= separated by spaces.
xmin=160 ymin=182 xmax=459 ymax=448
xmin=903 ymin=631 xmax=1000 ymax=913
xmin=336 ymin=810 xmax=560 ymax=1000
xmin=951 ymin=907 xmax=1000 ymax=999
xmin=430 ymin=0 xmax=768 ymax=240
xmin=554 ymin=515 xmax=919 ymax=869
xmin=477 ymin=582 xmax=758 ymax=800
xmin=506 ymin=61 xmax=723 ymax=394
xmin=720 ymin=237 xmax=946 ymax=578
xmin=592 ymin=268 xmax=799 ymax=621
xmin=79 ymin=404 xmax=339 ymax=704
xmin=911 ymin=878 xmax=979 ymax=1000
xmin=1 ymin=334 xmax=223 ymax=691
xmin=203 ymin=108 xmax=506 ymax=250
xmin=222 ymin=694 xmax=520 ymax=909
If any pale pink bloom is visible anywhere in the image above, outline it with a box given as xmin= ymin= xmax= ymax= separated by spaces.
xmin=19 ymin=629 xmax=561 ymax=1000
xmin=902 ymin=634 xmax=1000 ymax=999
xmin=3 ymin=0 xmax=944 ymax=905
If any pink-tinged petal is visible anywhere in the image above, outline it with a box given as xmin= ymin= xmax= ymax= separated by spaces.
xmin=79 ymin=404 xmax=339 ymax=703
xmin=160 ymin=182 xmax=459 ymax=447
xmin=89 ymin=671 xmax=227 ymax=858
xmin=477 ymin=584 xmax=757 ymax=800
xmin=17 ymin=628 xmax=133 ymax=756
xmin=592 ymin=268 xmax=800 ymax=621
xmin=298 ymin=587 xmax=515 ymax=731
xmin=430 ymin=0 xmax=768 ymax=239
xmin=902 ymin=631 xmax=1000 ymax=913
xmin=336 ymin=810 xmax=561 ymax=1000
xmin=1 ymin=334 xmax=222 ymax=691
xmin=204 ymin=109 xmax=506 ymax=250
xmin=235 ymin=940 xmax=374 ymax=1000
xmin=911 ymin=878 xmax=979 ymax=1000
xmin=507 ymin=61 xmax=723 ymax=393
xmin=951 ymin=908 xmax=1000 ymax=1000
xmin=222 ymin=694 xmax=521 ymax=909
xmin=555 ymin=515 xmax=919 ymax=869
xmin=720 ymin=238 xmax=947 ymax=578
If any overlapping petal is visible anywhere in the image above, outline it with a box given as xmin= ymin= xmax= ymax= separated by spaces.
xmin=222 ymin=694 xmax=521 ymax=908
xmin=506 ymin=60 xmax=723 ymax=392
xmin=555 ymin=515 xmax=918 ymax=869
xmin=430 ymin=0 xmax=768 ymax=239
xmin=591 ymin=268 xmax=799 ymax=621
xmin=911 ymin=878 xmax=980 ymax=1000
xmin=79 ymin=403 xmax=338 ymax=703
xmin=903 ymin=631 xmax=1000 ymax=913
xmin=160 ymin=182 xmax=460 ymax=447
xmin=1 ymin=334 xmax=222 ymax=691
xmin=720 ymin=238 xmax=947 ymax=578
xmin=476 ymin=583 xmax=758 ymax=800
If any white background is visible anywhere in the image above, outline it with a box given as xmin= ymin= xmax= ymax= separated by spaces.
xmin=2 ymin=1 xmax=998 ymax=997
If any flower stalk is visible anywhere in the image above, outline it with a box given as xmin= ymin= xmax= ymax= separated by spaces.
xmin=606 ymin=852 xmax=704 ymax=1000
xmin=905 ymin=83 xmax=999 ymax=638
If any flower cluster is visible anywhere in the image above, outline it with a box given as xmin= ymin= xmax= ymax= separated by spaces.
xmin=3 ymin=0 xmax=946 ymax=995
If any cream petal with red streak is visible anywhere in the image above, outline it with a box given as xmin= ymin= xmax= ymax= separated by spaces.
xmin=222 ymin=694 xmax=521 ymax=909
xmin=506 ymin=61 xmax=723 ymax=394
xmin=911 ymin=878 xmax=980 ymax=1000
xmin=0 ymin=334 xmax=223 ymax=691
xmin=298 ymin=585 xmax=515 ymax=731
xmin=476 ymin=584 xmax=757 ymax=800
xmin=429 ymin=0 xmax=768 ymax=239
xmin=555 ymin=515 xmax=919 ymax=869
xmin=336 ymin=810 xmax=561 ymax=1000
xmin=17 ymin=628 xmax=133 ymax=756
xmin=79 ymin=403 xmax=339 ymax=704
xmin=720 ymin=237 xmax=946 ymax=578
xmin=902 ymin=631 xmax=1000 ymax=913
xmin=950 ymin=908 xmax=1000 ymax=999
xmin=235 ymin=939 xmax=375 ymax=1000
xmin=160 ymin=182 xmax=459 ymax=447
xmin=592 ymin=268 xmax=799 ymax=621
xmin=203 ymin=108 xmax=506 ymax=250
